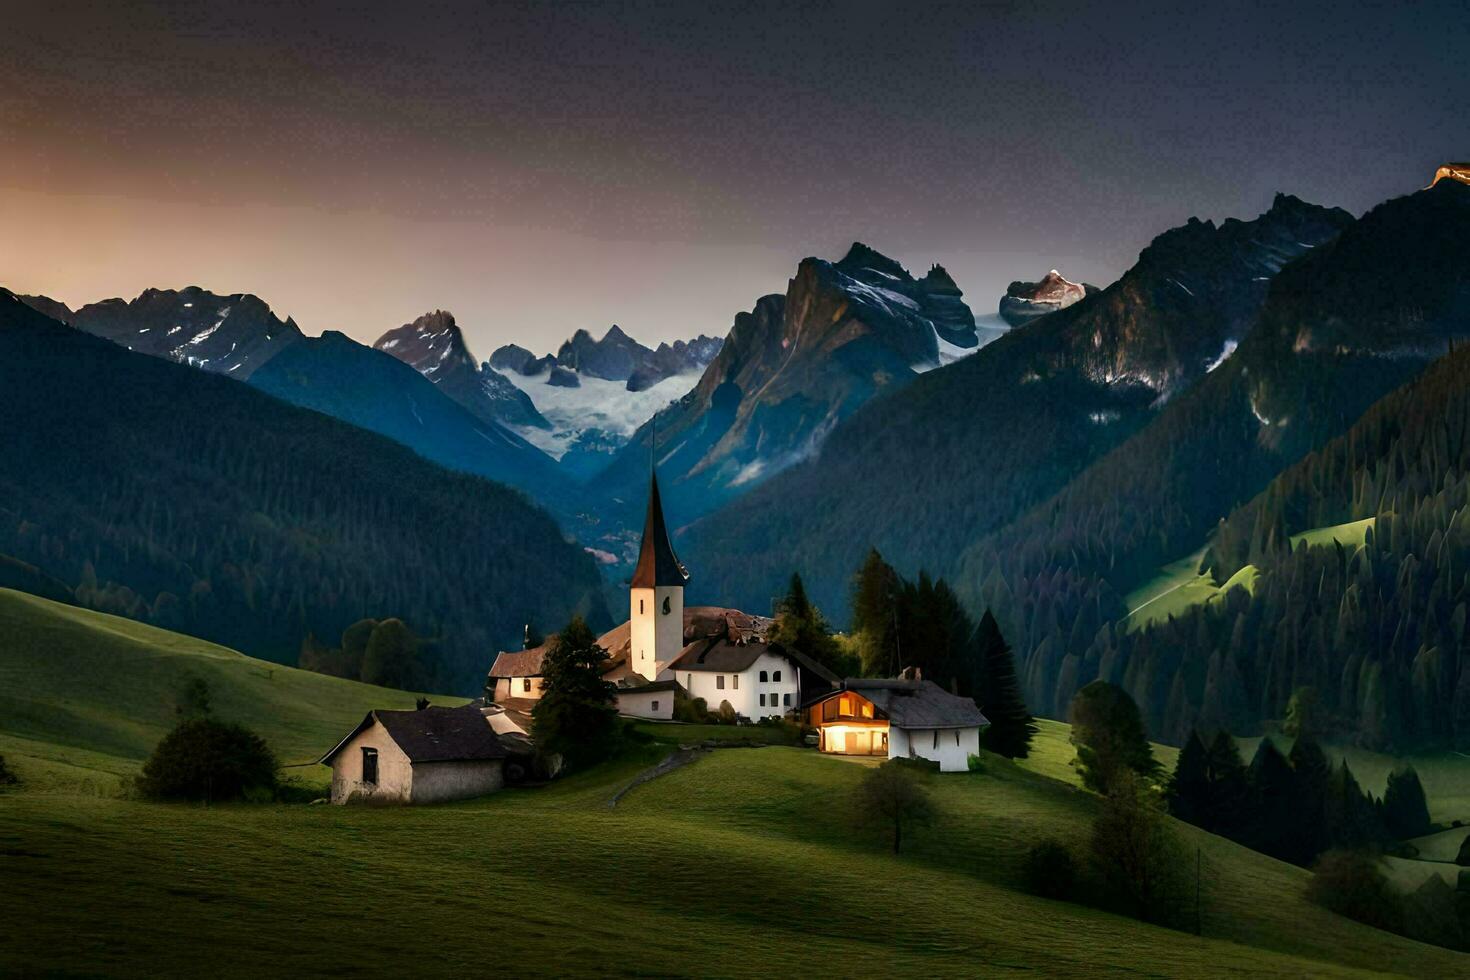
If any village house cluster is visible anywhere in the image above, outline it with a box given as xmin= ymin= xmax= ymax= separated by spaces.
xmin=322 ymin=473 xmax=987 ymax=803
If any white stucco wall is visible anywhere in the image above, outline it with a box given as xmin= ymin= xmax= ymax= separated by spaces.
xmin=410 ymin=759 xmax=504 ymax=803
xmin=675 ymin=651 xmax=799 ymax=720
xmin=329 ymin=719 xmax=414 ymax=804
xmin=889 ymin=725 xmax=979 ymax=773
xmin=616 ymin=688 xmax=674 ymax=720
xmin=493 ymin=675 xmax=545 ymax=700
xmin=630 ymin=585 xmax=684 ymax=681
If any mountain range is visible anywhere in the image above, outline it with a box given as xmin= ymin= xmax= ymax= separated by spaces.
xmin=682 ymin=192 xmax=1355 ymax=620
xmin=589 ymin=242 xmax=1001 ymax=546
xmin=0 ymin=289 xmax=608 ymax=690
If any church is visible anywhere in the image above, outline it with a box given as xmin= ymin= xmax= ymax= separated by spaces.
xmin=488 ymin=471 xmax=840 ymax=722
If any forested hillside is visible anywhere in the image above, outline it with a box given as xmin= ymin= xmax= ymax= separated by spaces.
xmin=956 ymin=180 xmax=1470 ymax=747
xmin=682 ymin=194 xmax=1352 ymax=619
xmin=0 ymin=291 xmax=608 ymax=691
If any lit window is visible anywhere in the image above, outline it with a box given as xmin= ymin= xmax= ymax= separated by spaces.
xmin=759 ymin=670 xmax=768 ymax=682
xmin=361 ymin=747 xmax=378 ymax=785
xmin=716 ymin=675 xmax=725 ymax=690
xmin=522 ymin=678 xmax=531 ymax=693
xmin=772 ymin=670 xmax=781 ymax=683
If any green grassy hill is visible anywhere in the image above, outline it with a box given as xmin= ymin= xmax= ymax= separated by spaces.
xmin=3 ymin=587 xmax=1468 ymax=976
xmin=0 ymin=588 xmax=461 ymax=790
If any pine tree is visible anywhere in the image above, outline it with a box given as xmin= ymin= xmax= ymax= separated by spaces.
xmin=769 ymin=572 xmax=847 ymax=674
xmin=531 ymin=616 xmax=620 ymax=769
xmin=1382 ymin=764 xmax=1432 ymax=840
xmin=850 ymin=549 xmax=900 ymax=676
xmin=974 ymin=610 xmax=1035 ymax=758
xmin=1166 ymin=730 xmax=1211 ymax=826
xmin=1245 ymin=738 xmax=1296 ymax=861
xmin=1287 ymin=736 xmax=1332 ymax=864
xmin=1204 ymin=730 xmax=1249 ymax=839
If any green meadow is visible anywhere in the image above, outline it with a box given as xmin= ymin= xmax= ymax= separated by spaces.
xmin=2 ymin=588 xmax=1469 ymax=977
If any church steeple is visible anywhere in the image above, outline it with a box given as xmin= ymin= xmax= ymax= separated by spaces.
xmin=631 ymin=472 xmax=688 ymax=588
xmin=629 ymin=470 xmax=687 ymax=682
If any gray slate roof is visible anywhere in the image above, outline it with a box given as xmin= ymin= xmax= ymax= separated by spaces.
xmin=321 ymin=704 xmax=508 ymax=765
xmin=817 ymin=679 xmax=988 ymax=730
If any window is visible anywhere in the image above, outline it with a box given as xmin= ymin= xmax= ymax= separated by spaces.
xmin=932 ymin=730 xmax=939 ymax=749
xmin=639 ymin=599 xmax=644 ymax=614
xmin=732 ymin=675 xmax=738 ymax=690
xmin=772 ymin=670 xmax=781 ymax=683
xmin=759 ymin=694 xmax=766 ymax=707
xmin=686 ymin=674 xmax=693 ymax=688
xmin=652 ymin=701 xmax=659 ymax=711
xmin=662 ymin=596 xmax=671 ymax=614
xmin=784 ymin=693 xmax=792 ymax=707
xmin=955 ymin=731 xmax=961 ymax=746
xmin=522 ymin=678 xmax=531 ymax=693
xmin=361 ymin=747 xmax=378 ymax=785
xmin=716 ymin=675 xmax=725 ymax=690
xmin=759 ymin=670 xmax=768 ymax=682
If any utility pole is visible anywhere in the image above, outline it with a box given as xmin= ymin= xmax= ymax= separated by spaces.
xmin=1195 ymin=846 xmax=1202 ymax=937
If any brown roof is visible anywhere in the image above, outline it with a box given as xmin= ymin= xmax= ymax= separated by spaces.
xmin=631 ymin=472 xmax=689 ymax=588
xmin=489 ymin=643 xmax=553 ymax=678
xmin=320 ymin=704 xmax=508 ymax=764
xmin=811 ymin=679 xmax=988 ymax=730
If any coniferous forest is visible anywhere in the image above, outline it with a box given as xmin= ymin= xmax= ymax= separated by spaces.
xmin=0 ymin=292 xmax=609 ymax=690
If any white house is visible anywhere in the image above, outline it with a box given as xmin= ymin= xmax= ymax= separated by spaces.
xmin=804 ymin=671 xmax=988 ymax=772
xmin=487 ymin=472 xmax=839 ymax=722
xmin=319 ymin=704 xmax=514 ymax=804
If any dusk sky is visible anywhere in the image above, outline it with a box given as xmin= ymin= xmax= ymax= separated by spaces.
xmin=2 ymin=0 xmax=1465 ymax=354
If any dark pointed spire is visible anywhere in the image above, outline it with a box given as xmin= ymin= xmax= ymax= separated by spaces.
xmin=631 ymin=471 xmax=688 ymax=588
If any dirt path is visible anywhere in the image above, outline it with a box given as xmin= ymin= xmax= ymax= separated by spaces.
xmin=607 ymin=747 xmax=705 ymax=807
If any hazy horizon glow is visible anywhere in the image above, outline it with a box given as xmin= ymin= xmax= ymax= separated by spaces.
xmin=2 ymin=1 xmax=1465 ymax=355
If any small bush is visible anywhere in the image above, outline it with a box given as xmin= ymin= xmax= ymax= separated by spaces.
xmin=137 ymin=718 xmax=279 ymax=803
xmin=966 ymin=753 xmax=987 ymax=773
xmin=1024 ymin=838 xmax=1077 ymax=899
xmin=0 ymin=753 xmax=17 ymax=787
xmin=672 ymin=693 xmax=710 ymax=723
xmin=1307 ymin=851 xmax=1402 ymax=934
xmin=715 ymin=700 xmax=738 ymax=725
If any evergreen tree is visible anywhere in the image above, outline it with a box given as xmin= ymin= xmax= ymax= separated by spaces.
xmin=1382 ymin=765 xmax=1432 ymax=840
xmin=1204 ymin=730 xmax=1249 ymax=839
xmin=974 ymin=610 xmax=1036 ymax=758
xmin=1325 ymin=761 xmax=1386 ymax=850
xmin=1287 ymin=737 xmax=1332 ymax=864
xmin=1068 ymin=681 xmax=1162 ymax=793
xmin=850 ymin=549 xmax=900 ymax=676
xmin=1245 ymin=738 xmax=1296 ymax=861
xmin=1166 ymin=730 xmax=1211 ymax=826
xmin=361 ymin=618 xmax=428 ymax=690
xmin=769 ymin=572 xmax=848 ymax=674
xmin=531 ymin=616 xmax=620 ymax=769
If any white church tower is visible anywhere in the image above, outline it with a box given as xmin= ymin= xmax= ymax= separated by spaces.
xmin=629 ymin=471 xmax=688 ymax=682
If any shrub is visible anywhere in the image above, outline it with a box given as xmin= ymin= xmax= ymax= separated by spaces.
xmin=137 ymin=718 xmax=279 ymax=803
xmin=715 ymin=700 xmax=738 ymax=725
xmin=966 ymin=753 xmax=987 ymax=773
xmin=673 ymin=692 xmax=710 ymax=723
xmin=1023 ymin=838 xmax=1077 ymax=900
xmin=1307 ymin=851 xmax=1402 ymax=934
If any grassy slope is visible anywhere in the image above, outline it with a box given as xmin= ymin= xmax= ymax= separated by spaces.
xmin=3 ymin=588 xmax=1469 ymax=976
xmin=1122 ymin=519 xmax=1374 ymax=632
xmin=0 ymin=588 xmax=462 ymax=789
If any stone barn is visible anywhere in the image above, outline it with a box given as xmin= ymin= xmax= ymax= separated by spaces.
xmin=320 ymin=704 xmax=509 ymax=804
